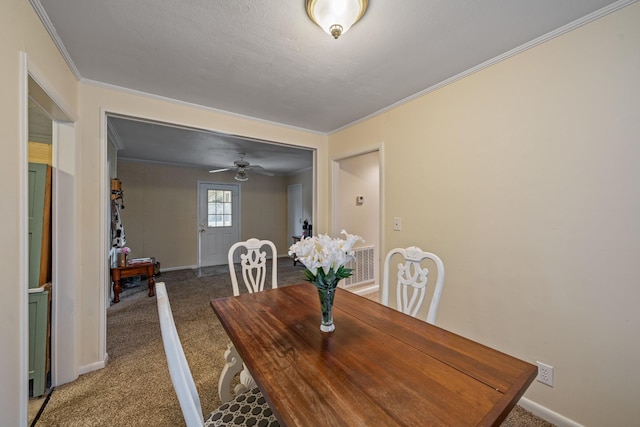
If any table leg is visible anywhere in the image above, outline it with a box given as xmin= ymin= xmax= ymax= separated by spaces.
xmin=147 ymin=267 xmax=155 ymax=297
xmin=113 ymin=279 xmax=122 ymax=303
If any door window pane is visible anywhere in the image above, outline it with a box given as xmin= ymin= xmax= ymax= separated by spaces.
xmin=207 ymin=189 xmax=232 ymax=227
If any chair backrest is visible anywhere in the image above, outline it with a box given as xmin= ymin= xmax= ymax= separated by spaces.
xmin=228 ymin=238 xmax=278 ymax=296
xmin=381 ymin=247 xmax=445 ymax=324
xmin=156 ymin=282 xmax=204 ymax=427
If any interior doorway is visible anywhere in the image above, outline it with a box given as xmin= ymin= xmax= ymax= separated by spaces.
xmin=103 ymin=112 xmax=316 ymax=373
xmin=24 ymin=70 xmax=77 ymax=424
xmin=331 ymin=149 xmax=382 ymax=295
xmin=27 ymin=101 xmax=52 ymax=407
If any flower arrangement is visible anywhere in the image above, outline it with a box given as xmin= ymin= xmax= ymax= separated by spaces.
xmin=119 ymin=246 xmax=131 ymax=255
xmin=289 ymin=230 xmax=364 ymax=332
xmin=289 ymin=230 xmax=364 ymax=287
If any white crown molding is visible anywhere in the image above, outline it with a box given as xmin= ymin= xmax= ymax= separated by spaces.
xmin=30 ymin=0 xmax=637 ymax=136
xmin=330 ymin=0 xmax=639 ymax=135
xmin=106 ymin=119 xmax=124 ymax=150
xmin=289 ymin=166 xmax=314 ymax=176
xmin=117 ymin=157 xmax=213 ymax=170
xmin=82 ymin=78 xmax=328 ymax=137
xmin=29 ymin=0 xmax=82 ymax=81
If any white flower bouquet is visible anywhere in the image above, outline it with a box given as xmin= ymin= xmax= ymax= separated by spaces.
xmin=288 ymin=230 xmax=364 ymax=288
xmin=289 ymin=230 xmax=364 ymax=332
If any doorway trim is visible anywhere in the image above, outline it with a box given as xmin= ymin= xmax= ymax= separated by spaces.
xmin=28 ymin=61 xmax=78 ymax=385
xmin=20 ymin=52 xmax=78 ymax=423
xmin=99 ymin=111 xmax=319 ymax=373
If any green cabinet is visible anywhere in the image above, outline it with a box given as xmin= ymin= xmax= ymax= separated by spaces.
xmin=29 ymin=289 xmax=49 ymax=397
xmin=28 ymin=162 xmax=48 ymax=289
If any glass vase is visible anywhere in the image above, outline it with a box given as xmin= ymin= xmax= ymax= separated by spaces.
xmin=317 ymin=283 xmax=338 ymax=332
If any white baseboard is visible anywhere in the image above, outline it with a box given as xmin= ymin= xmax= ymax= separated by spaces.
xmin=78 ymin=359 xmax=106 ymax=376
xmin=164 ymin=257 xmax=293 ymax=271
xmin=350 ymin=283 xmax=379 ymax=296
xmin=161 ymin=264 xmax=198 ymax=272
xmin=519 ymin=397 xmax=584 ymax=427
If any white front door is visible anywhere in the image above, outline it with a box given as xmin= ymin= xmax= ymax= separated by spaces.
xmin=198 ymin=182 xmax=240 ymax=266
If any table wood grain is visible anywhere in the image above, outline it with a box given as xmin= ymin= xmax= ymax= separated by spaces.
xmin=210 ymin=283 xmax=536 ymax=426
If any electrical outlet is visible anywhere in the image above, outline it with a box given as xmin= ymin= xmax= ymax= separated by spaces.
xmin=536 ymin=361 xmax=554 ymax=387
xmin=393 ymin=217 xmax=402 ymax=231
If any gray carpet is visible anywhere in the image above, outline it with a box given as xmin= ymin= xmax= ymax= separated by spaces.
xmin=35 ymin=259 xmax=553 ymax=426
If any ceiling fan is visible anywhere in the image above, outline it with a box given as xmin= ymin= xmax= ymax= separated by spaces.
xmin=208 ymin=153 xmax=274 ymax=181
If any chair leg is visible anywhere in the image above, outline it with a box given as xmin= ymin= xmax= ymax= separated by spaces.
xmin=218 ymin=343 xmax=244 ymax=403
xmin=234 ymin=365 xmax=257 ymax=396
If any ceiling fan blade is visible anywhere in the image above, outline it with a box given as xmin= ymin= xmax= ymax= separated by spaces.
xmin=248 ymin=167 xmax=275 ymax=177
xmin=209 ymin=167 xmax=234 ymax=173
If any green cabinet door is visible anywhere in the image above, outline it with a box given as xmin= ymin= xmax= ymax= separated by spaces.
xmin=28 ymin=162 xmax=48 ymax=289
xmin=29 ymin=290 xmax=49 ymax=397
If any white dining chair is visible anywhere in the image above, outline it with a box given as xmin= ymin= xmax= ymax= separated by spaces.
xmin=219 ymin=238 xmax=278 ymax=403
xmin=155 ymin=282 xmax=279 ymax=427
xmin=228 ymin=238 xmax=278 ymax=296
xmin=381 ymin=246 xmax=445 ymax=325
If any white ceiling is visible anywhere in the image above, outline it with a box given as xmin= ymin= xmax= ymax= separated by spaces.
xmin=32 ymin=0 xmax=630 ymax=173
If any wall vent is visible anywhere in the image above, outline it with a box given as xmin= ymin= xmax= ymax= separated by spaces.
xmin=343 ymin=246 xmax=375 ymax=288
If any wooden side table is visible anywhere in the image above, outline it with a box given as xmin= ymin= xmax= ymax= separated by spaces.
xmin=110 ymin=261 xmax=155 ymax=303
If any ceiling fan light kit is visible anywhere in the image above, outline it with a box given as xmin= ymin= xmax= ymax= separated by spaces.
xmin=234 ymin=170 xmax=249 ymax=182
xmin=306 ymin=0 xmax=368 ymax=39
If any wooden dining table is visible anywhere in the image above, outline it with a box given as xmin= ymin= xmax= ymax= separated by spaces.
xmin=210 ymin=283 xmax=537 ymax=426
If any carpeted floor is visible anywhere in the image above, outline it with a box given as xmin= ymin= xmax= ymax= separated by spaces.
xmin=35 ymin=259 xmax=554 ymax=426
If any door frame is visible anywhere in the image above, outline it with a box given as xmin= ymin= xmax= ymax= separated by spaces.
xmin=330 ymin=145 xmax=385 ymax=293
xmin=20 ymin=53 xmax=78 ymax=424
xmin=197 ymin=181 xmax=241 ymax=267
xmin=96 ymin=113 xmax=320 ymax=392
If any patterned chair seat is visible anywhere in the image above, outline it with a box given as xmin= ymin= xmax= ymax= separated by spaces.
xmin=205 ymin=387 xmax=279 ymax=427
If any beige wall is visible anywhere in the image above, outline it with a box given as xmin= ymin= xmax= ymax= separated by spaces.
xmin=1 ymin=0 xmax=78 ymax=425
xmin=118 ymin=161 xmax=291 ymax=268
xmin=77 ymin=83 xmax=327 ymax=371
xmin=335 ymin=151 xmax=379 ymax=249
xmin=329 ymin=4 xmax=640 ymax=426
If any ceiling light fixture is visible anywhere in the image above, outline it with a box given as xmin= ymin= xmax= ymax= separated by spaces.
xmin=234 ymin=169 xmax=249 ymax=182
xmin=306 ymin=0 xmax=368 ymax=39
